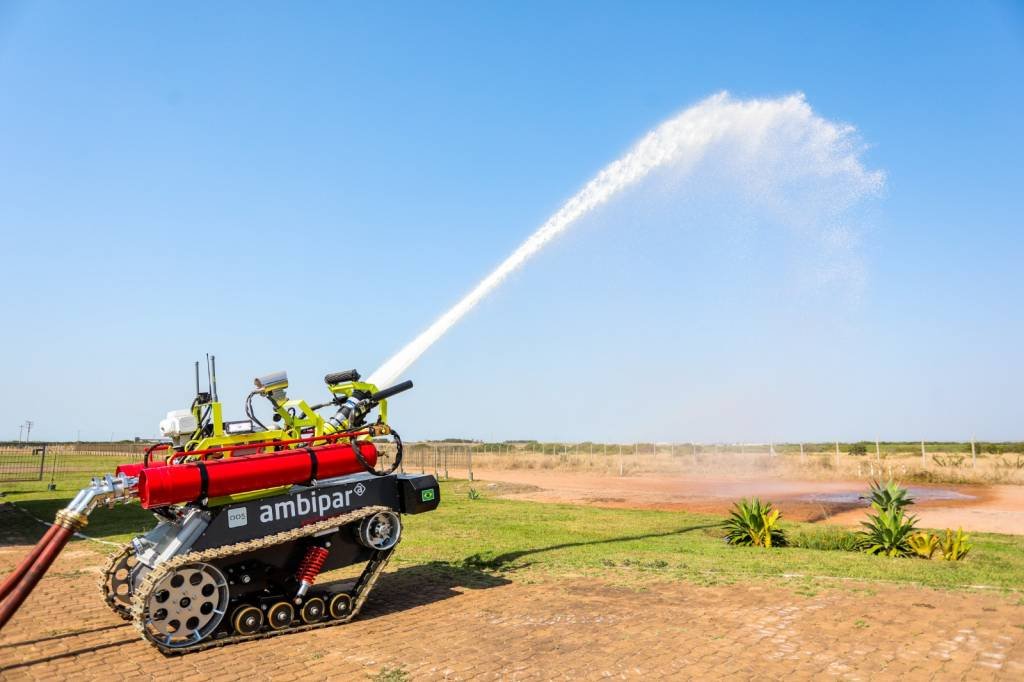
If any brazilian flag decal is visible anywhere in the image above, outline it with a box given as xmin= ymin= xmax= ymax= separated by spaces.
xmin=421 ymin=488 xmax=436 ymax=502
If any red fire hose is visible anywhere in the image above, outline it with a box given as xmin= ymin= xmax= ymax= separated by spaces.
xmin=0 ymin=522 xmax=59 ymax=602
xmin=0 ymin=525 xmax=75 ymax=630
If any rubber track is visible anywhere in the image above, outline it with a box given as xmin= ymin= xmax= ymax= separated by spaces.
xmin=98 ymin=542 xmax=135 ymax=621
xmin=129 ymin=505 xmax=394 ymax=655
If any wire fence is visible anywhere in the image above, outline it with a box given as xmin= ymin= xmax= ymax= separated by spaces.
xmin=0 ymin=443 xmax=148 ymax=486
xmin=3 ymin=439 xmax=1022 ymax=490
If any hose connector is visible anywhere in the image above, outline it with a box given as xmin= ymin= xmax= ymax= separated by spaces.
xmin=59 ymin=473 xmax=139 ymax=531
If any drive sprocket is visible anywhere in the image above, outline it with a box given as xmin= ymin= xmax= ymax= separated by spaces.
xmin=99 ymin=542 xmax=139 ymax=620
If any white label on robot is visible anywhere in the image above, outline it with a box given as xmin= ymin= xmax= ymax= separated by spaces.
xmin=228 ymin=507 xmax=249 ymax=528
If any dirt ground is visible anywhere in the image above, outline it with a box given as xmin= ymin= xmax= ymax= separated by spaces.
xmin=464 ymin=468 xmax=1024 ymax=535
xmin=1 ymin=537 xmax=1023 ymax=681
xmin=825 ymin=485 xmax=1024 ymax=536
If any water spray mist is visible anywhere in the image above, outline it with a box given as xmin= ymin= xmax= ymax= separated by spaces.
xmin=368 ymin=92 xmax=882 ymax=387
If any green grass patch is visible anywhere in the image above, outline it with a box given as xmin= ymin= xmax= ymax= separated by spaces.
xmin=396 ymin=481 xmax=1024 ymax=591
xmin=3 ymin=478 xmax=1023 ymax=591
xmin=370 ymin=667 xmax=409 ymax=682
xmin=788 ymin=525 xmax=861 ymax=552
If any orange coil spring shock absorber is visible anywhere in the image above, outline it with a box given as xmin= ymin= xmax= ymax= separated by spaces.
xmin=295 ymin=546 xmax=329 ymax=600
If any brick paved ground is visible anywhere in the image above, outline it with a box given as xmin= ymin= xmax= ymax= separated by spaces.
xmin=1 ymin=538 xmax=1023 ymax=680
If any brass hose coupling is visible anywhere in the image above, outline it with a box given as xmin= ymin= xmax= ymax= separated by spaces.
xmin=54 ymin=509 xmax=89 ymax=531
xmin=368 ymin=423 xmax=391 ymax=437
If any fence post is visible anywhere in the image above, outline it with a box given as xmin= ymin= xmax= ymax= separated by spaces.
xmin=921 ymin=440 xmax=926 ymax=467
xmin=468 ymin=446 xmax=474 ymax=482
xmin=971 ymin=437 xmax=976 ymax=468
xmin=800 ymin=442 xmax=805 ymax=464
xmin=691 ymin=442 xmax=697 ymax=465
xmin=834 ymin=441 xmax=840 ymax=467
xmin=875 ymin=439 xmax=881 ymax=463
xmin=444 ymin=448 xmax=449 ymax=480
xmin=36 ymin=444 xmax=47 ymax=481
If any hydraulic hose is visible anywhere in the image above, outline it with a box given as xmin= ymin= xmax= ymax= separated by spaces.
xmin=350 ymin=429 xmax=403 ymax=477
xmin=142 ymin=442 xmax=170 ymax=467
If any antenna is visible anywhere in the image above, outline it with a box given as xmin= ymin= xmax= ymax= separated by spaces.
xmin=24 ymin=420 xmax=33 ymax=442
xmin=194 ymin=361 xmax=201 ymax=397
xmin=210 ymin=355 xmax=219 ymax=402
xmin=206 ymin=353 xmax=213 ymax=400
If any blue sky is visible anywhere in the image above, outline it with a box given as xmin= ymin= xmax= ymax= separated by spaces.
xmin=1 ymin=2 xmax=1021 ymax=443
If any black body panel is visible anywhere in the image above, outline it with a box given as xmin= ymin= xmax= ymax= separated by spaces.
xmin=192 ymin=472 xmax=438 ymax=551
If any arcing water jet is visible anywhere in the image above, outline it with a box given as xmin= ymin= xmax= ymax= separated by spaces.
xmin=368 ymin=92 xmax=883 ymax=387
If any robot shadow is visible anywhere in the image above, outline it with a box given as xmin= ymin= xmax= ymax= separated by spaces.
xmin=455 ymin=521 xmax=723 ymax=572
xmin=341 ymin=561 xmax=512 ymax=621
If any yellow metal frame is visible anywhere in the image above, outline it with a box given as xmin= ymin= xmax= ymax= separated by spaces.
xmin=178 ymin=378 xmax=387 ymax=457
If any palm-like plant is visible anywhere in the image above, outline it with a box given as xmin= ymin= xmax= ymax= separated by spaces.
xmin=908 ymin=531 xmax=940 ymax=559
xmin=858 ymin=506 xmax=919 ymax=557
xmin=724 ymin=498 xmax=787 ymax=548
xmin=940 ymin=528 xmax=972 ymax=561
xmin=864 ymin=479 xmax=915 ymax=513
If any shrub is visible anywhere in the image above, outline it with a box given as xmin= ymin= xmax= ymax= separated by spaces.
xmin=864 ymin=479 xmax=915 ymax=513
xmin=908 ymin=532 xmax=940 ymax=559
xmin=996 ymin=456 xmax=1024 ymax=470
xmin=724 ymin=498 xmax=787 ymax=548
xmin=858 ymin=506 xmax=919 ymax=557
xmin=932 ymin=454 xmax=965 ymax=468
xmin=848 ymin=442 xmax=869 ymax=456
xmin=940 ymin=528 xmax=971 ymax=561
xmin=858 ymin=480 xmax=919 ymax=557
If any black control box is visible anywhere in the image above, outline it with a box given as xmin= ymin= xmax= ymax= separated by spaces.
xmin=398 ymin=474 xmax=441 ymax=514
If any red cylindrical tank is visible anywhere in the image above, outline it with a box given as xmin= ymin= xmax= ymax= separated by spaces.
xmin=137 ymin=441 xmax=377 ymax=508
xmin=116 ymin=460 xmax=167 ymax=478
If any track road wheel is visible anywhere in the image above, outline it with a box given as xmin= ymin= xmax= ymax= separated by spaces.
xmin=328 ymin=593 xmax=352 ymax=619
xmin=232 ymin=605 xmax=264 ymax=635
xmin=300 ymin=597 xmax=326 ymax=624
xmin=138 ymin=562 xmax=230 ymax=650
xmin=267 ymin=601 xmax=294 ymax=630
xmin=100 ymin=543 xmax=138 ymax=620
